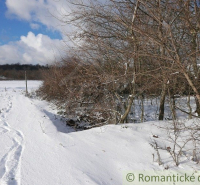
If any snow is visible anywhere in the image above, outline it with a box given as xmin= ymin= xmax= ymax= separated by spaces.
xmin=0 ymin=81 xmax=200 ymax=185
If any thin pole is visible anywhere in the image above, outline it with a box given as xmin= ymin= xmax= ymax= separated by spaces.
xmin=25 ymin=71 xmax=28 ymax=95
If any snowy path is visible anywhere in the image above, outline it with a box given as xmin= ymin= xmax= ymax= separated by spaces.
xmin=0 ymin=93 xmax=24 ymax=185
xmin=0 ymin=81 xmax=200 ymax=185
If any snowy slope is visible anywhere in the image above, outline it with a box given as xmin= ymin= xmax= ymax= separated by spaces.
xmin=0 ymin=81 xmax=200 ymax=185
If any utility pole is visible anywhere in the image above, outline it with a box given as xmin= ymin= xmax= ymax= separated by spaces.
xmin=25 ymin=71 xmax=28 ymax=95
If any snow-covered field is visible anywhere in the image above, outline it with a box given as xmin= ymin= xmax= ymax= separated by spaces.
xmin=0 ymin=80 xmax=200 ymax=185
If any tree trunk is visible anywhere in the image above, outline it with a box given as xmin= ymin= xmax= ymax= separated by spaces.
xmin=120 ymin=95 xmax=134 ymax=123
xmin=187 ymin=94 xmax=192 ymax=119
xmin=172 ymin=96 xmax=176 ymax=120
xmin=141 ymin=94 xmax=144 ymax=122
xmin=168 ymin=88 xmax=176 ymax=120
xmin=195 ymin=96 xmax=200 ymax=116
xmin=159 ymin=82 xmax=167 ymax=120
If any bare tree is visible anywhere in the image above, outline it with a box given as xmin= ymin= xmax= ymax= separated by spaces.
xmin=39 ymin=0 xmax=200 ymax=127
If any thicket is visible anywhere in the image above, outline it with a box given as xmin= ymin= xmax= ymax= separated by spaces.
xmin=38 ymin=0 xmax=200 ymax=127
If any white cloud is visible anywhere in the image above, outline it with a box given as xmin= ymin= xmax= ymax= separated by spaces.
xmin=5 ymin=0 xmax=70 ymax=32
xmin=0 ymin=32 xmax=65 ymax=65
xmin=5 ymin=0 xmax=36 ymax=20
xmin=30 ymin=23 xmax=40 ymax=30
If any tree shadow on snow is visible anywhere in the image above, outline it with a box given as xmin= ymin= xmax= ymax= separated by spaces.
xmin=43 ymin=110 xmax=75 ymax=134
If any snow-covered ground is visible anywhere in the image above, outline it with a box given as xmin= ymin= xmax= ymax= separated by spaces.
xmin=0 ymin=81 xmax=200 ymax=185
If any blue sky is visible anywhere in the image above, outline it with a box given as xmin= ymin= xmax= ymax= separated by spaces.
xmin=0 ymin=0 xmax=67 ymax=65
xmin=1 ymin=0 xmax=199 ymax=65
xmin=0 ymin=0 xmax=62 ymax=45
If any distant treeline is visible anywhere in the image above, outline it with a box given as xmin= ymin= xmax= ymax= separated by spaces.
xmin=0 ymin=64 xmax=49 ymax=80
